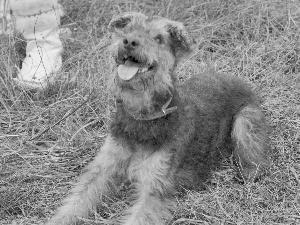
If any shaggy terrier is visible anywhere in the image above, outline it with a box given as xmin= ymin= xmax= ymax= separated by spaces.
xmin=45 ymin=12 xmax=270 ymax=225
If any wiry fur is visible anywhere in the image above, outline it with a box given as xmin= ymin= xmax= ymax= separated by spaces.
xmin=45 ymin=12 xmax=270 ymax=225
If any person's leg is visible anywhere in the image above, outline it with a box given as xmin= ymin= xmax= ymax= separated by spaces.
xmin=0 ymin=0 xmax=12 ymax=35
xmin=10 ymin=0 xmax=64 ymax=91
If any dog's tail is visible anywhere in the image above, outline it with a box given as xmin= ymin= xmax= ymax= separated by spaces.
xmin=232 ymin=105 xmax=270 ymax=181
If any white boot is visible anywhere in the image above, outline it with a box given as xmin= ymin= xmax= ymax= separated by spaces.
xmin=10 ymin=0 xmax=64 ymax=91
xmin=0 ymin=0 xmax=12 ymax=35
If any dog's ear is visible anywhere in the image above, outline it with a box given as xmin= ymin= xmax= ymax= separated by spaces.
xmin=166 ymin=21 xmax=195 ymax=58
xmin=108 ymin=12 xmax=146 ymax=33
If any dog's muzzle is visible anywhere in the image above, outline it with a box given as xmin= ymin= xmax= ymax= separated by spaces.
xmin=115 ymin=44 xmax=155 ymax=81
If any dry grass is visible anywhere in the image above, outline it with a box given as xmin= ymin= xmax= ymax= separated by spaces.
xmin=0 ymin=0 xmax=299 ymax=224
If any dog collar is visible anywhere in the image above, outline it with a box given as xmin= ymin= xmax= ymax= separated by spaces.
xmin=135 ymin=95 xmax=178 ymax=121
xmin=116 ymin=95 xmax=178 ymax=121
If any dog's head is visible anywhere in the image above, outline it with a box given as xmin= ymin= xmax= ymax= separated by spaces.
xmin=108 ymin=12 xmax=194 ymax=120
xmin=108 ymin=12 xmax=194 ymax=82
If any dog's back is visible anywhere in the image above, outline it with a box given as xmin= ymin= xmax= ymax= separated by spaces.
xmin=178 ymin=71 xmax=270 ymax=182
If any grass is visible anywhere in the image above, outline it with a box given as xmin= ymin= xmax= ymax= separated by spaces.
xmin=0 ymin=0 xmax=299 ymax=224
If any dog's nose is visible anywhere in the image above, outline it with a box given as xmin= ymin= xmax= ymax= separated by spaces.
xmin=123 ymin=37 xmax=140 ymax=50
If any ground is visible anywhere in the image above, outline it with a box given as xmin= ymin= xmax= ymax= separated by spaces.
xmin=0 ymin=0 xmax=299 ymax=224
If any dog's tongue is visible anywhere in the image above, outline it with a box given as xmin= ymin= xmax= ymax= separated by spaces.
xmin=118 ymin=61 xmax=139 ymax=80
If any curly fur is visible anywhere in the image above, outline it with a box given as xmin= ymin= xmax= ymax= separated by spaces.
xmin=45 ymin=12 xmax=270 ymax=225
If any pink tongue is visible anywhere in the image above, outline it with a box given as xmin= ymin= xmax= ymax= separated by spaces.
xmin=117 ymin=62 xmax=139 ymax=80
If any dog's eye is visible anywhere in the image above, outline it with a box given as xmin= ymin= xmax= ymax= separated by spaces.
xmin=154 ymin=35 xmax=164 ymax=44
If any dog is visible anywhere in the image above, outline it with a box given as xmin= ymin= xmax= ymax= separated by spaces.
xmin=45 ymin=12 xmax=270 ymax=225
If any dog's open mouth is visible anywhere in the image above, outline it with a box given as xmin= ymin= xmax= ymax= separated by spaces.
xmin=117 ymin=56 xmax=155 ymax=81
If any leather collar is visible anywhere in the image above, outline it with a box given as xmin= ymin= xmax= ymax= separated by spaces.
xmin=116 ymin=94 xmax=178 ymax=121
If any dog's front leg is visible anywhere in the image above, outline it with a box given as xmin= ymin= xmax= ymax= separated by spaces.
xmin=122 ymin=147 xmax=176 ymax=225
xmin=45 ymin=135 xmax=131 ymax=225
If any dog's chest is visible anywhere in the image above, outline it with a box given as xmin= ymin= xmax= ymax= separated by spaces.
xmin=110 ymin=100 xmax=197 ymax=153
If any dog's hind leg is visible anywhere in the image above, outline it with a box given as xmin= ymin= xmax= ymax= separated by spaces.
xmin=122 ymin=148 xmax=176 ymax=225
xmin=45 ymin=135 xmax=131 ymax=225
xmin=232 ymin=105 xmax=270 ymax=182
